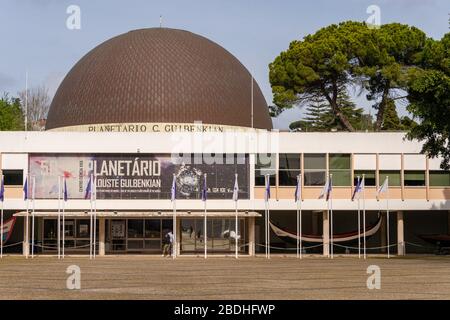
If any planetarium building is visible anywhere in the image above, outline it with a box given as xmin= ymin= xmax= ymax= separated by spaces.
xmin=0 ymin=28 xmax=449 ymax=257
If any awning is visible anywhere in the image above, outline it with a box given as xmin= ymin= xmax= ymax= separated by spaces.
xmin=13 ymin=211 xmax=261 ymax=218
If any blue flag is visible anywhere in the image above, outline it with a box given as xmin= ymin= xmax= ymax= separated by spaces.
xmin=23 ymin=177 xmax=28 ymax=200
xmin=264 ymin=175 xmax=271 ymax=202
xmin=64 ymin=179 xmax=68 ymax=202
xmin=352 ymin=176 xmax=364 ymax=201
xmin=84 ymin=175 xmax=92 ymax=200
xmin=201 ymin=174 xmax=207 ymax=201
xmin=0 ymin=175 xmax=4 ymax=202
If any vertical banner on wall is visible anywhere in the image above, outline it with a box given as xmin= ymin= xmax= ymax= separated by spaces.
xmin=29 ymin=154 xmax=249 ymax=200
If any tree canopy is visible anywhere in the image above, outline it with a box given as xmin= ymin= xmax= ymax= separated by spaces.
xmin=269 ymin=21 xmax=426 ymax=132
xmin=406 ymin=33 xmax=450 ymax=169
xmin=270 ymin=21 xmax=449 ymax=168
xmin=0 ymin=94 xmax=24 ymax=131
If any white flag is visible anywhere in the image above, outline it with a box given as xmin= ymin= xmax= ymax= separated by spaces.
xmin=171 ymin=175 xmax=176 ymax=202
xmin=377 ymin=177 xmax=389 ymax=196
xmin=319 ymin=176 xmax=332 ymax=200
xmin=232 ymin=174 xmax=239 ymax=202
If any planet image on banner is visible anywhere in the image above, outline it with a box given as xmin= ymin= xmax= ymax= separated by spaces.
xmin=175 ymin=164 xmax=202 ymax=197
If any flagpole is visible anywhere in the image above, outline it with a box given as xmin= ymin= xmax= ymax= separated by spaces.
xmin=1 ymin=174 xmax=4 ymax=259
xmin=62 ymin=176 xmax=66 ymax=259
xmin=357 ymin=176 xmax=361 ymax=259
xmin=265 ymin=174 xmax=268 ymax=259
xmin=89 ymin=173 xmax=93 ymax=259
xmin=204 ymin=173 xmax=207 ymax=259
xmin=296 ymin=193 xmax=299 ymax=259
xmin=172 ymin=174 xmax=177 ymax=260
xmin=299 ymin=174 xmax=303 ymax=259
xmin=235 ymin=194 xmax=238 ymax=259
xmin=25 ymin=175 xmax=29 ymax=259
xmin=93 ymin=172 xmax=97 ymax=259
xmin=330 ymin=174 xmax=333 ymax=259
xmin=235 ymin=174 xmax=238 ymax=259
xmin=267 ymin=174 xmax=271 ymax=260
xmin=0 ymin=196 xmax=3 ymax=259
xmin=363 ymin=174 xmax=366 ymax=260
xmin=57 ymin=176 xmax=61 ymax=259
xmin=386 ymin=176 xmax=390 ymax=259
xmin=31 ymin=175 xmax=35 ymax=258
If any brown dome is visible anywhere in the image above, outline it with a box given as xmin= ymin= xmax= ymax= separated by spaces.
xmin=46 ymin=28 xmax=272 ymax=130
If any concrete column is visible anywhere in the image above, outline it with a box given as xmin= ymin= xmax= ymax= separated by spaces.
xmin=322 ymin=210 xmax=329 ymax=257
xmin=22 ymin=217 xmax=29 ymax=257
xmin=98 ymin=218 xmax=106 ymax=256
xmin=248 ymin=217 xmax=255 ymax=256
xmin=397 ymin=211 xmax=405 ymax=256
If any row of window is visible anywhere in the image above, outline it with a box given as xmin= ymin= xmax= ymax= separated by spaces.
xmin=255 ymin=154 xmax=450 ymax=187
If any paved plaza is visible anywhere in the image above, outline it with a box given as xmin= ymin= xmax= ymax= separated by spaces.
xmin=0 ymin=255 xmax=449 ymax=300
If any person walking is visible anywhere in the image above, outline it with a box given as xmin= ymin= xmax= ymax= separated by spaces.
xmin=162 ymin=230 xmax=174 ymax=257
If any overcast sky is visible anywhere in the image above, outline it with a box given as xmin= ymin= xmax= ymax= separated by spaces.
xmin=0 ymin=0 xmax=448 ymax=129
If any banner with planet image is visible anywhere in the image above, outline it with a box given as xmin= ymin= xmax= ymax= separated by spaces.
xmin=29 ymin=153 xmax=249 ymax=200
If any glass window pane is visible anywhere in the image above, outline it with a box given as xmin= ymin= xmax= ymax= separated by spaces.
xmin=77 ymin=220 xmax=90 ymax=238
xmin=43 ymin=219 xmax=57 ymax=239
xmin=256 ymin=154 xmax=275 ymax=169
xmin=404 ymin=171 xmax=425 ymax=186
xmin=279 ymin=154 xmax=300 ymax=170
xmin=255 ymin=169 xmax=276 ymax=186
xmin=181 ymin=219 xmax=196 ymax=252
xmin=304 ymin=171 xmax=326 ymax=186
xmin=127 ymin=240 xmax=144 ymax=249
xmin=354 ymin=170 xmax=376 ymax=186
xmin=144 ymin=240 xmax=161 ymax=250
xmin=304 ymin=154 xmax=326 ymax=169
xmin=64 ymin=220 xmax=75 ymax=238
xmin=144 ymin=219 xmax=161 ymax=238
xmin=430 ymin=171 xmax=450 ymax=187
xmin=3 ymin=169 xmax=23 ymax=186
xmin=330 ymin=170 xmax=351 ymax=186
xmin=379 ymin=171 xmax=401 ymax=187
xmin=279 ymin=170 xmax=300 ymax=186
xmin=329 ymin=154 xmax=351 ymax=170
xmin=127 ymin=219 xmax=143 ymax=238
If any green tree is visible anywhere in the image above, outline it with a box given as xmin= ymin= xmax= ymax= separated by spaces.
xmin=289 ymin=91 xmax=367 ymax=132
xmin=381 ymin=99 xmax=402 ymax=130
xmin=269 ymin=21 xmax=368 ymax=132
xmin=406 ymin=33 xmax=450 ymax=169
xmin=356 ymin=23 xmax=426 ymax=131
xmin=0 ymin=94 xmax=24 ymax=131
xmin=269 ymin=21 xmax=428 ymax=133
xmin=289 ymin=97 xmax=331 ymax=131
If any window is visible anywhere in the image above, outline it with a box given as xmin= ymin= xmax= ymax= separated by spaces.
xmin=255 ymin=154 xmax=276 ymax=186
xmin=2 ymin=169 xmax=23 ymax=186
xmin=127 ymin=219 xmax=143 ymax=238
xmin=329 ymin=154 xmax=351 ymax=186
xmin=304 ymin=154 xmax=326 ymax=186
xmin=278 ymin=154 xmax=300 ymax=186
xmin=353 ymin=170 xmax=376 ymax=186
xmin=77 ymin=220 xmax=90 ymax=238
xmin=429 ymin=171 xmax=450 ymax=187
xmin=144 ymin=219 xmax=161 ymax=238
xmin=404 ymin=171 xmax=425 ymax=187
xmin=379 ymin=171 xmax=401 ymax=187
